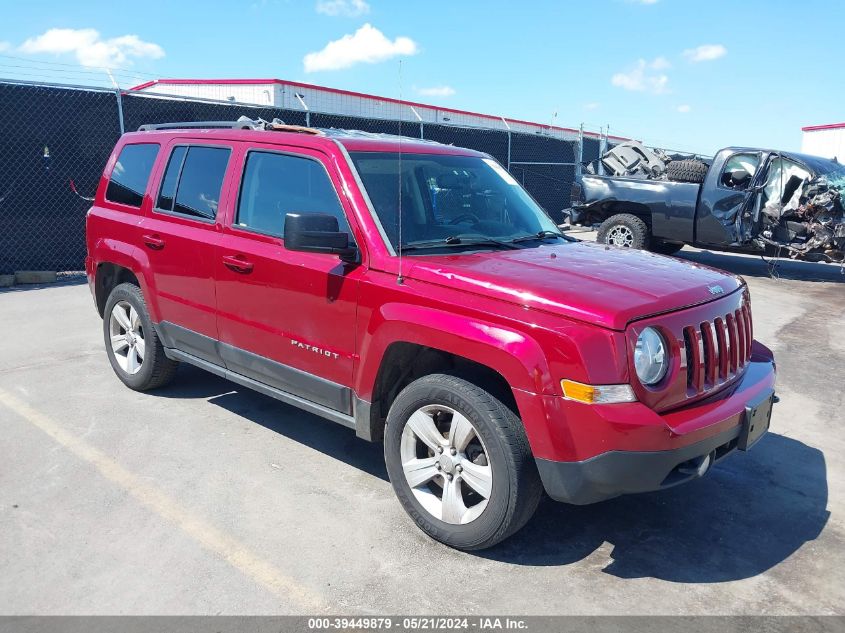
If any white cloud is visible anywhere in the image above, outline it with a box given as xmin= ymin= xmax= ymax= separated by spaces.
xmin=583 ymin=102 xmax=600 ymax=111
xmin=19 ymin=28 xmax=164 ymax=68
xmin=416 ymin=85 xmax=455 ymax=97
xmin=316 ymin=0 xmax=370 ymax=16
xmin=0 ymin=41 xmax=10 ymax=52
xmin=303 ymin=23 xmax=418 ymax=72
xmin=611 ymin=57 xmax=670 ymax=94
xmin=677 ymin=104 xmax=691 ymax=113
xmin=683 ymin=44 xmax=727 ymax=62
xmin=627 ymin=0 xmax=659 ymax=4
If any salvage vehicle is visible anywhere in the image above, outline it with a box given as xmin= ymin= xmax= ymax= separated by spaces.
xmin=86 ymin=120 xmax=777 ymax=550
xmin=569 ymin=141 xmax=845 ymax=261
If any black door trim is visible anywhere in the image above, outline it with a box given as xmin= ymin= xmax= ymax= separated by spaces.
xmin=156 ymin=320 xmax=353 ymax=416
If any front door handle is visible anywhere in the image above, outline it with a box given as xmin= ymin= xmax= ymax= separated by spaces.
xmin=142 ymin=234 xmax=165 ymax=250
xmin=222 ymin=254 xmax=254 ymax=274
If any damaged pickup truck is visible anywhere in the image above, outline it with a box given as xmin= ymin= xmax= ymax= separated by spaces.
xmin=568 ymin=141 xmax=845 ymax=262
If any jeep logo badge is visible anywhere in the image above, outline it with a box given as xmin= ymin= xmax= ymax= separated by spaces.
xmin=707 ymin=285 xmax=724 ymax=295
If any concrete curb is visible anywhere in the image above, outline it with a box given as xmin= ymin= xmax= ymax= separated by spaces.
xmin=14 ymin=271 xmax=58 ymax=285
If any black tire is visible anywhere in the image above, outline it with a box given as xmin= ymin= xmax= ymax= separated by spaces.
xmin=103 ymin=282 xmax=178 ymax=391
xmin=384 ymin=374 xmax=542 ymax=550
xmin=596 ymin=213 xmax=650 ymax=250
xmin=651 ymin=241 xmax=684 ymax=255
xmin=666 ymin=159 xmax=708 ymax=184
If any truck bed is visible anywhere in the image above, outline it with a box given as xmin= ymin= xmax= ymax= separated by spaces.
xmin=577 ymin=174 xmax=700 ymax=244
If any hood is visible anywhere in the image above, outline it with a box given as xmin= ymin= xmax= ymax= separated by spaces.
xmin=406 ymin=241 xmax=743 ymax=330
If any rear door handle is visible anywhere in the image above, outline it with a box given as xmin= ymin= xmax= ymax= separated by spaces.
xmin=222 ymin=254 xmax=254 ymax=274
xmin=142 ymin=234 xmax=165 ymax=250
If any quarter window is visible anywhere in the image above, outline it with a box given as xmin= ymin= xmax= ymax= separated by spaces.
xmin=236 ymin=151 xmax=351 ymax=239
xmin=156 ymin=146 xmax=231 ymax=221
xmin=106 ymin=143 xmax=159 ymax=207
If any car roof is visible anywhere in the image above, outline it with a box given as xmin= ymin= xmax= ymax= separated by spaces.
xmin=721 ymin=146 xmax=842 ymax=174
xmin=122 ymin=126 xmax=486 ymax=157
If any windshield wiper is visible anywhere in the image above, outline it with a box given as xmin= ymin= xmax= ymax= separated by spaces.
xmin=510 ymin=230 xmax=570 ymax=243
xmin=400 ymin=235 xmax=521 ymax=251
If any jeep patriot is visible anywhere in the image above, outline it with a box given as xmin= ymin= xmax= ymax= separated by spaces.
xmin=86 ymin=120 xmax=777 ymax=550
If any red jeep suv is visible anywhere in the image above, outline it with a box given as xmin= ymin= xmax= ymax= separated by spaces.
xmin=86 ymin=120 xmax=777 ymax=550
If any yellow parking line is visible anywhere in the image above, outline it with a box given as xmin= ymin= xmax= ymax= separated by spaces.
xmin=0 ymin=388 xmax=323 ymax=611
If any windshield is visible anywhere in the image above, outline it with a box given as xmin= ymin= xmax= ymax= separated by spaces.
xmin=788 ymin=153 xmax=845 ymax=181
xmin=348 ymin=151 xmax=561 ymax=252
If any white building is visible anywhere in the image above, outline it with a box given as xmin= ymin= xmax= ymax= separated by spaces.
xmin=801 ymin=122 xmax=845 ymax=160
xmin=129 ymin=78 xmax=623 ymax=144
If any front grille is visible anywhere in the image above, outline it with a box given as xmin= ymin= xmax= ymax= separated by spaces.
xmin=683 ymin=303 xmax=753 ymax=395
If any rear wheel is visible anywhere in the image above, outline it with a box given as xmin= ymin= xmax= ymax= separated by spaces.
xmin=103 ymin=282 xmax=178 ymax=391
xmin=597 ymin=213 xmax=650 ymax=250
xmin=384 ymin=374 xmax=542 ymax=550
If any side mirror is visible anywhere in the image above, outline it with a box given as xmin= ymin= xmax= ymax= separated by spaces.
xmin=284 ymin=213 xmax=359 ymax=263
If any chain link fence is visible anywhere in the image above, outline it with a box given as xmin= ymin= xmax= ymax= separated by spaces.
xmin=0 ymin=82 xmax=121 ymax=274
xmin=0 ymin=78 xmax=617 ymax=273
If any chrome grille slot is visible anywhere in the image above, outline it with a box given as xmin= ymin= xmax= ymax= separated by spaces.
xmin=726 ymin=313 xmax=738 ymax=373
xmin=684 ymin=300 xmax=751 ymax=397
xmin=714 ymin=317 xmax=728 ymax=380
xmin=700 ymin=321 xmax=717 ymax=388
xmin=735 ymin=308 xmax=747 ymax=366
xmin=683 ymin=327 xmax=694 ymax=388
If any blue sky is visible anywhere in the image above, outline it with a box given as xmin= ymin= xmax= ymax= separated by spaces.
xmin=0 ymin=0 xmax=841 ymax=154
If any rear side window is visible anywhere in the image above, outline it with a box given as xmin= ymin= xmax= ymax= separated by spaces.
xmin=235 ymin=150 xmax=350 ymax=239
xmin=156 ymin=145 xmax=231 ymax=221
xmin=106 ymin=143 xmax=159 ymax=207
xmin=156 ymin=146 xmax=187 ymax=212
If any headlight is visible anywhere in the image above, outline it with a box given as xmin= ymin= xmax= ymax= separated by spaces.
xmin=634 ymin=327 xmax=668 ymax=385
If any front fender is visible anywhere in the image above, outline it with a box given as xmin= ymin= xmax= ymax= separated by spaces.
xmin=354 ymin=302 xmax=553 ymax=401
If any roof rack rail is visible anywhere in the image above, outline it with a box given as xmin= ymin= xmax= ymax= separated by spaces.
xmin=137 ymin=116 xmax=325 ymax=135
xmin=137 ymin=120 xmax=257 ymax=132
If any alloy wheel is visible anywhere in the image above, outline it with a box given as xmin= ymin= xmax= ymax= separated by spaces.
xmin=400 ymin=404 xmax=493 ymax=525
xmin=109 ymin=300 xmax=145 ymax=375
xmin=606 ymin=224 xmax=635 ymax=247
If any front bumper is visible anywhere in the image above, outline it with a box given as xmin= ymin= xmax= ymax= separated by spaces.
xmin=535 ymin=346 xmax=776 ymax=505
xmin=537 ymin=423 xmax=745 ymax=505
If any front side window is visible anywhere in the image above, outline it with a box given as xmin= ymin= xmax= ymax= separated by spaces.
xmin=348 ymin=152 xmax=560 ymax=252
xmin=236 ymin=151 xmax=351 ymax=239
xmin=720 ymin=153 xmax=759 ymax=190
xmin=156 ymin=145 xmax=230 ymax=221
xmin=106 ymin=143 xmax=159 ymax=207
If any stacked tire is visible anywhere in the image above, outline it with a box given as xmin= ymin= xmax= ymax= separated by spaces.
xmin=666 ymin=159 xmax=707 ymax=184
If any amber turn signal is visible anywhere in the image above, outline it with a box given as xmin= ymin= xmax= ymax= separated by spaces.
xmin=561 ymin=379 xmax=636 ymax=404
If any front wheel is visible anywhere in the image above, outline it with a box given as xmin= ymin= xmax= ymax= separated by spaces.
xmin=384 ymin=374 xmax=542 ymax=550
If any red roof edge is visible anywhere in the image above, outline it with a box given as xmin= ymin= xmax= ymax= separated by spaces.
xmin=126 ymin=78 xmax=628 ymax=141
xmin=802 ymin=122 xmax=845 ymax=132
